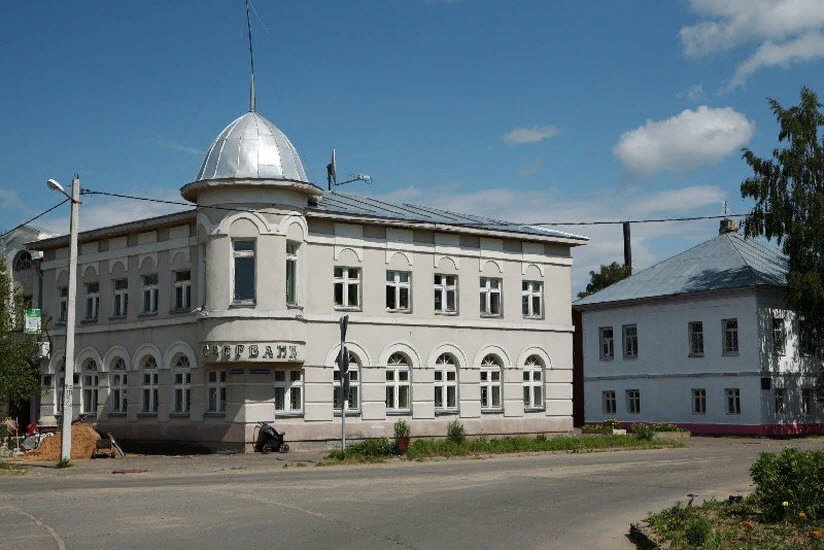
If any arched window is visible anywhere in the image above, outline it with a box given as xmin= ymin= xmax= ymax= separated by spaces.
xmin=434 ymin=353 xmax=458 ymax=412
xmin=110 ymin=357 xmax=128 ymax=414
xmin=480 ymin=354 xmax=503 ymax=411
xmin=12 ymin=251 xmax=32 ymax=272
xmin=140 ymin=356 xmax=159 ymax=414
xmin=172 ymin=355 xmax=191 ymax=414
xmin=385 ymin=352 xmax=411 ymax=413
xmin=523 ymin=355 xmax=544 ymax=410
xmin=81 ymin=358 xmax=100 ymax=414
xmin=333 ymin=350 xmax=360 ymax=411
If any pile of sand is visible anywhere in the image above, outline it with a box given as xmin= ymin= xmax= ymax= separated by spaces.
xmin=24 ymin=424 xmax=101 ymax=461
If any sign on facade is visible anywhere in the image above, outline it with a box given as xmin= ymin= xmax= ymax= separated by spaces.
xmin=24 ymin=309 xmax=41 ymax=335
xmin=201 ymin=342 xmax=303 ymax=363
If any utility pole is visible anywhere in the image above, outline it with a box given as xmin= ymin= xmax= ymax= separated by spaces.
xmin=338 ymin=315 xmax=349 ymax=451
xmin=622 ymin=221 xmax=632 ymax=273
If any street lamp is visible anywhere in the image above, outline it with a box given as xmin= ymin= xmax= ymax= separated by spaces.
xmin=47 ymin=175 xmax=80 ymax=463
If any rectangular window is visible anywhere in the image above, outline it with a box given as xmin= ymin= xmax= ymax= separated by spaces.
xmin=725 ymin=388 xmax=741 ymax=415
xmin=688 ymin=321 xmax=704 ymax=356
xmin=141 ymin=372 xmax=159 ymax=413
xmin=480 ymin=369 xmax=502 ymax=410
xmin=58 ymin=287 xmax=68 ymax=323
xmin=774 ymin=388 xmax=786 ymax=415
xmin=434 ymin=274 xmax=458 ymax=314
xmin=626 ymin=389 xmax=640 ymax=414
xmin=142 ymin=274 xmax=159 ymax=314
xmin=112 ymin=278 xmax=128 ymax=317
xmin=599 ymin=327 xmax=614 ymax=360
xmin=174 ymin=270 xmax=191 ymax=311
xmin=802 ymin=387 xmax=816 ymax=415
xmin=82 ymin=374 xmax=99 ymax=414
xmin=479 ymin=277 xmax=502 ymax=317
xmin=333 ymin=363 xmax=359 ymax=410
xmin=173 ymin=371 xmax=192 ymax=414
xmin=434 ymin=360 xmax=458 ymax=411
xmin=622 ymin=324 xmax=638 ymax=358
xmin=232 ymin=239 xmax=256 ymax=304
xmin=84 ymin=283 xmax=99 ymax=321
xmin=386 ymin=271 xmax=411 ymax=312
xmin=723 ymin=319 xmax=739 ymax=355
xmin=110 ymin=373 xmax=127 ymax=413
xmin=772 ymin=318 xmax=786 ymax=355
xmin=602 ymin=390 xmax=616 ymax=415
xmin=691 ymin=388 xmax=706 ymax=414
xmin=521 ymin=281 xmax=543 ymax=319
xmin=285 ymin=242 xmax=299 ymax=305
xmin=207 ymin=370 xmax=227 ymax=413
xmin=333 ymin=267 xmax=361 ymax=309
xmin=275 ymin=369 xmax=303 ymax=413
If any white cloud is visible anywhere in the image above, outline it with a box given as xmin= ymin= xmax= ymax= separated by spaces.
xmin=161 ymin=141 xmax=203 ymax=156
xmin=680 ymin=0 xmax=824 ymax=86
xmin=0 ymin=188 xmax=23 ymax=209
xmin=613 ymin=106 xmax=754 ymax=178
xmin=503 ymin=125 xmax=560 ymax=145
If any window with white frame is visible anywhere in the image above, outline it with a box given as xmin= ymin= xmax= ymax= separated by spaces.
xmin=232 ymin=239 xmax=256 ymax=305
xmin=81 ymin=359 xmax=99 ymax=414
xmin=599 ymin=327 xmax=614 ymax=360
xmin=688 ymin=322 xmax=704 ymax=356
xmin=275 ymin=369 xmax=302 ymax=413
xmin=174 ymin=270 xmax=191 ymax=311
xmin=112 ymin=278 xmax=128 ymax=317
xmin=110 ymin=358 xmax=127 ymax=414
xmin=434 ymin=353 xmax=458 ymax=411
xmin=774 ymin=388 xmax=786 ymax=415
xmin=172 ymin=355 xmax=191 ymax=414
xmin=626 ymin=389 xmax=640 ymax=414
xmin=479 ymin=277 xmax=502 ymax=316
xmin=385 ymin=353 xmax=411 ymax=412
xmin=691 ymin=388 xmax=706 ymax=414
xmin=802 ymin=387 xmax=816 ymax=415
xmin=207 ymin=370 xmax=227 ymax=413
xmin=58 ymin=287 xmax=68 ymax=323
xmin=386 ymin=271 xmax=411 ymax=312
xmin=141 ymin=356 xmax=159 ymax=414
xmin=480 ymin=354 xmax=503 ymax=410
xmin=602 ymin=390 xmax=616 ymax=415
xmin=772 ymin=318 xmax=786 ymax=355
xmin=522 ymin=355 xmax=544 ymax=409
xmin=521 ymin=281 xmax=543 ymax=319
xmin=623 ymin=324 xmax=638 ymax=358
xmin=722 ymin=319 xmax=739 ymax=355
xmin=286 ymin=241 xmax=299 ymax=306
xmin=725 ymin=387 xmax=741 ymax=414
xmin=333 ymin=350 xmax=360 ymax=410
xmin=434 ymin=274 xmax=457 ymax=314
xmin=333 ymin=267 xmax=361 ymax=309
xmin=142 ymin=274 xmax=159 ymax=314
xmin=84 ymin=282 xmax=99 ymax=321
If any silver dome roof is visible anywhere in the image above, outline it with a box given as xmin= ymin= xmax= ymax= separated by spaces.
xmin=195 ymin=111 xmax=308 ymax=182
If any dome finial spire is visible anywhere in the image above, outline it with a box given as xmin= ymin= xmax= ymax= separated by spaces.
xmin=245 ymin=0 xmax=256 ymax=112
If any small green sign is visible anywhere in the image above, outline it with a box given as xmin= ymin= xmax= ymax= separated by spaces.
xmin=24 ymin=309 xmax=41 ymax=335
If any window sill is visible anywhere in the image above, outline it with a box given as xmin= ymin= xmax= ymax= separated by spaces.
xmin=229 ymin=303 xmax=256 ymax=309
xmin=204 ymin=411 xmax=226 ymax=417
xmin=725 ymin=412 xmax=741 ymax=416
xmin=334 ymin=307 xmax=362 ymax=312
xmin=623 ymin=355 xmax=638 ymax=360
xmin=435 ymin=409 xmax=459 ymax=416
xmin=689 ymin=353 xmax=704 ymax=358
xmin=599 ymin=357 xmax=614 ymax=362
xmin=386 ymin=410 xmax=412 ymax=416
xmin=139 ymin=312 xmax=158 ymax=318
xmin=522 ymin=316 xmax=544 ymax=321
xmin=108 ymin=412 xmax=127 ymax=417
xmin=691 ymin=412 xmax=706 ymax=416
xmin=169 ymin=413 xmax=190 ymax=418
xmin=386 ymin=309 xmax=413 ymax=314
xmin=109 ymin=315 xmax=127 ymax=321
xmin=481 ymin=408 xmax=503 ymax=414
xmin=80 ymin=318 xmax=99 ymax=324
xmin=275 ymin=411 xmax=304 ymax=418
xmin=524 ymin=407 xmax=546 ymax=413
xmin=434 ymin=311 xmax=458 ymax=316
xmin=137 ymin=412 xmax=158 ymax=418
xmin=722 ymin=352 xmax=739 ymax=357
xmin=333 ymin=410 xmax=361 ymax=417
xmin=480 ymin=314 xmax=503 ymax=319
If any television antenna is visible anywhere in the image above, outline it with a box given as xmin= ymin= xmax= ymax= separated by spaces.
xmin=326 ymin=148 xmax=372 ymax=191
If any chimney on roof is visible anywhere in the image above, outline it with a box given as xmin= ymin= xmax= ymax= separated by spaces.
xmin=719 ymin=218 xmax=738 ymax=235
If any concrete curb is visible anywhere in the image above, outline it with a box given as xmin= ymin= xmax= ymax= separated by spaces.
xmin=628 ymin=521 xmax=663 ymax=550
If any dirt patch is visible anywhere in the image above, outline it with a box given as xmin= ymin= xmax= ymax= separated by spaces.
xmin=23 ymin=424 xmax=101 ymax=461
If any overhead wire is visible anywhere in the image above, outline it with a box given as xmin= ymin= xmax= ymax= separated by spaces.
xmin=0 ymin=199 xmax=70 ymax=241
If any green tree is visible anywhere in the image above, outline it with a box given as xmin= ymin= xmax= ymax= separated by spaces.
xmin=740 ymin=85 xmax=824 ymax=398
xmin=577 ymin=262 xmax=632 ymax=299
xmin=0 ymin=257 xmax=39 ymax=407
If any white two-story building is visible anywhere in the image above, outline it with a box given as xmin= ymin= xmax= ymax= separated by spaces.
xmin=576 ymin=220 xmax=823 ymax=435
xmin=28 ymin=105 xmax=588 ymax=451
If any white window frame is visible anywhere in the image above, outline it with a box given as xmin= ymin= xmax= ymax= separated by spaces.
xmin=688 ymin=321 xmax=704 ymax=357
xmin=521 ymin=280 xmax=543 ymax=319
xmin=140 ymin=356 xmax=159 ymax=414
xmin=522 ymin=355 xmax=544 ymax=410
xmin=275 ymin=369 xmax=303 ymax=414
xmin=480 ymin=354 xmax=503 ymax=411
xmin=599 ymin=327 xmax=614 ymax=360
xmin=623 ymin=324 xmax=638 ymax=358
xmin=207 ymin=370 xmax=227 ymax=414
xmin=479 ymin=277 xmax=502 ymax=317
xmin=172 ymin=355 xmax=192 ymax=414
xmin=774 ymin=388 xmax=786 ymax=415
xmin=626 ymin=389 xmax=640 ymax=414
xmin=691 ymin=388 xmax=706 ymax=415
xmin=602 ymin=390 xmax=616 ymax=415
xmin=333 ymin=351 xmax=360 ymax=412
xmin=722 ymin=319 xmax=739 ymax=355
xmin=433 ymin=274 xmax=458 ymax=315
xmin=109 ymin=358 xmax=128 ymax=414
xmin=112 ymin=278 xmax=128 ymax=318
xmin=58 ymin=286 xmax=68 ymax=323
xmin=141 ymin=274 xmax=159 ymax=314
xmin=286 ymin=241 xmax=299 ymax=306
xmin=173 ymin=270 xmax=192 ymax=311
xmin=333 ymin=267 xmax=361 ymax=310
xmin=801 ymin=387 xmax=816 ymax=415
xmin=385 ymin=270 xmax=412 ymax=313
xmin=385 ymin=353 xmax=411 ymax=413
xmin=434 ymin=353 xmax=458 ymax=412
xmin=772 ymin=317 xmax=786 ymax=356
xmin=725 ymin=387 xmax=741 ymax=415
xmin=84 ymin=282 xmax=99 ymax=321
xmin=81 ymin=360 xmax=100 ymax=415
xmin=232 ymin=239 xmax=256 ymax=305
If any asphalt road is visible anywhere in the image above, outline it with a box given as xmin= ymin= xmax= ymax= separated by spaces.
xmin=2 ymin=437 xmax=823 ymax=550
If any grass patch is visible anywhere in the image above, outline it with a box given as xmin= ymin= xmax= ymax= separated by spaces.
xmin=0 ymin=459 xmax=26 ymax=474
xmin=55 ymin=458 xmax=73 ymax=469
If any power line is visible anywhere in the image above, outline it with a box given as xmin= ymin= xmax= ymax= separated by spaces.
xmin=532 ymin=213 xmax=750 ymax=226
xmin=0 ymin=199 xmax=70 ymax=241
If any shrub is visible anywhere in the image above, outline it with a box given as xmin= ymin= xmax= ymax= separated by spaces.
xmin=650 ymin=423 xmax=687 ymax=432
xmin=346 ymin=437 xmax=395 ymax=458
xmin=630 ymin=423 xmax=655 ymax=441
xmin=393 ymin=420 xmax=410 ymax=439
xmin=603 ymin=419 xmax=621 ymax=430
xmin=750 ymin=447 xmax=824 ymax=521
xmin=535 ymin=434 xmax=547 ymax=442
xmin=446 ymin=420 xmax=465 ymax=444
xmin=684 ymin=516 xmax=711 ymax=546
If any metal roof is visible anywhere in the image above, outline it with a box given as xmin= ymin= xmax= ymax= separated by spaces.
xmin=312 ymin=192 xmax=588 ymax=241
xmin=195 ymin=112 xmax=308 ymax=183
xmin=574 ymin=232 xmax=787 ymax=307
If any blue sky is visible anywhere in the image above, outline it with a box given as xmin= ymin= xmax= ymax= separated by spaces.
xmin=1 ymin=0 xmax=823 ymax=292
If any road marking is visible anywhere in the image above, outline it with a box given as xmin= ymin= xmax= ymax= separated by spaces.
xmin=0 ymin=504 xmax=66 ymax=550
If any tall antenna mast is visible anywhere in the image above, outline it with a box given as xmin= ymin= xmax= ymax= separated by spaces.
xmin=245 ymin=0 xmax=256 ymax=112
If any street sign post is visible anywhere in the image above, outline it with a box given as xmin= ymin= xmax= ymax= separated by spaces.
xmin=339 ymin=315 xmax=349 ymax=451
xmin=24 ymin=309 xmax=41 ymax=335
